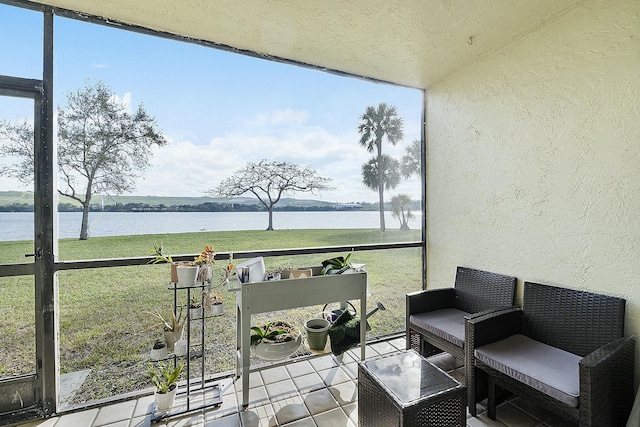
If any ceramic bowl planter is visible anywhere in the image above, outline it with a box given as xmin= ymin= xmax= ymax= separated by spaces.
xmin=253 ymin=332 xmax=302 ymax=360
xmin=251 ymin=320 xmax=301 ymax=361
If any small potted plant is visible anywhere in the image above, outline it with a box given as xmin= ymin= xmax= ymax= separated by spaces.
xmin=205 ymin=290 xmax=224 ymax=316
xmin=250 ymin=320 xmax=301 ymax=360
xmin=188 ymin=295 xmax=202 ymax=319
xmin=220 ymin=254 xmax=236 ymax=290
xmin=149 ymin=362 xmax=184 ymax=413
xmin=264 ymin=268 xmax=282 ymax=281
xmin=321 ymin=252 xmax=352 ymax=275
xmin=149 ymin=242 xmax=181 ymax=283
xmin=145 ymin=305 xmax=186 ymax=352
xmin=150 ymin=338 xmax=167 ymax=361
xmin=193 ymin=245 xmax=216 ymax=283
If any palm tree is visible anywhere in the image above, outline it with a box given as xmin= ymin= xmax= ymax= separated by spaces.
xmin=390 ymin=194 xmax=416 ymax=230
xmin=357 ymin=103 xmax=404 ymax=231
xmin=362 ymin=155 xmax=401 ymax=194
xmin=401 ymin=139 xmax=422 ymax=179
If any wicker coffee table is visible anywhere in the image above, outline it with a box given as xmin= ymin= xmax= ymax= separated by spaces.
xmin=358 ymin=350 xmax=466 ymax=427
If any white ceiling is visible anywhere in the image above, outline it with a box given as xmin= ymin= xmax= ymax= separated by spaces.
xmin=36 ymin=0 xmax=582 ymax=88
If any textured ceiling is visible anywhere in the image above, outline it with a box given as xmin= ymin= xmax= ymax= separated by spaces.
xmin=34 ymin=0 xmax=582 ymax=88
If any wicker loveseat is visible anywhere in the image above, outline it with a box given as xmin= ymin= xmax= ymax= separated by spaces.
xmin=466 ymin=281 xmax=636 ymax=426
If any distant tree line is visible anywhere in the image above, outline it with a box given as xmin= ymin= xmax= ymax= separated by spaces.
xmin=0 ymin=200 xmax=416 ymax=213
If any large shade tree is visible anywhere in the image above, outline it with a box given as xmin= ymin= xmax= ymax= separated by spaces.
xmin=212 ymin=160 xmax=332 ymax=230
xmin=0 ymin=80 xmax=167 ymax=240
xmin=0 ymin=119 xmax=34 ymax=183
xmin=357 ymin=102 xmax=404 ymax=231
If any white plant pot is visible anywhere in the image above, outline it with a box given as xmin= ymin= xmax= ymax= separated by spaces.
xmin=253 ymin=332 xmax=302 ymax=361
xmin=164 ymin=327 xmax=183 ymax=352
xmin=176 ymin=265 xmax=199 ymax=286
xmin=155 ymin=386 xmax=177 ymax=412
xmin=174 ymin=339 xmax=188 ymax=357
xmin=149 ymin=347 xmax=167 ymax=361
xmin=210 ymin=303 xmax=224 ymax=316
xmin=189 ymin=307 xmax=202 ymax=319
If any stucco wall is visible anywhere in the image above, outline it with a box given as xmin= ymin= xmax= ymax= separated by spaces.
xmin=426 ymin=0 xmax=640 ymax=369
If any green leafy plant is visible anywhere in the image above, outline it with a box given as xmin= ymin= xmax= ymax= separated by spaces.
xmin=321 ymin=252 xmax=352 ymax=275
xmin=148 ymin=362 xmax=183 ymax=394
xmin=189 ymin=295 xmax=201 ymax=308
xmin=250 ymin=321 xmax=297 ymax=345
xmin=149 ymin=242 xmax=173 ymax=264
xmin=145 ymin=305 xmax=185 ymax=332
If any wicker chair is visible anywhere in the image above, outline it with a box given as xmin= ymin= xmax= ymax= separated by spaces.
xmin=406 ymin=266 xmax=516 ymax=361
xmin=406 ymin=266 xmax=516 ymax=413
xmin=466 ymin=281 xmax=635 ymax=426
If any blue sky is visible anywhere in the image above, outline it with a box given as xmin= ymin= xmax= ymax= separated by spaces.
xmin=0 ymin=4 xmax=423 ymax=203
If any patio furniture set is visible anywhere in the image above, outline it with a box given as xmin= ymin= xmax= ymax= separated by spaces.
xmin=404 ymin=266 xmax=636 ymax=427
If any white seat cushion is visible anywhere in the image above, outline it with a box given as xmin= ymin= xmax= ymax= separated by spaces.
xmin=475 ymin=334 xmax=581 ymax=407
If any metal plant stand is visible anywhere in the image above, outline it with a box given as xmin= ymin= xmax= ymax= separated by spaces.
xmin=151 ymin=280 xmax=223 ymax=422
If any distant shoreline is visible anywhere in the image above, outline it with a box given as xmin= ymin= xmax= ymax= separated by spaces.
xmin=0 ymin=191 xmax=384 ymax=212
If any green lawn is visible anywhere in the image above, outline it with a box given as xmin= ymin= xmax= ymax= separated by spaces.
xmin=0 ymin=229 xmax=422 ymax=404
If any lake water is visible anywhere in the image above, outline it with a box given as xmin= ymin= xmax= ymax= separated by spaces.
xmin=0 ymin=210 xmax=419 ymax=241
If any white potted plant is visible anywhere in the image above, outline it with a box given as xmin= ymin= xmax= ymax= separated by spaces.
xmin=250 ymin=320 xmax=301 ymax=360
xmin=188 ymin=295 xmax=202 ymax=319
xmin=148 ymin=362 xmax=183 ymax=413
xmin=145 ymin=305 xmax=186 ymax=352
xmin=205 ymin=290 xmax=225 ymax=316
xmin=149 ymin=338 xmax=167 ymax=361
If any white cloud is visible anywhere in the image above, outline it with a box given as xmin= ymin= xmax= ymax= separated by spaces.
xmin=133 ymin=123 xmax=422 ymax=204
xmin=253 ymin=108 xmax=309 ymax=126
xmin=0 ymin=103 xmax=421 ymax=205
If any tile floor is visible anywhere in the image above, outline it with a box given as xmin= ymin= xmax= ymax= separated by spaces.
xmin=17 ymin=337 xmax=577 ymax=427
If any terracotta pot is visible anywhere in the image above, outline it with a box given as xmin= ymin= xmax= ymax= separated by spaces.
xmin=170 ymin=261 xmax=190 ymax=283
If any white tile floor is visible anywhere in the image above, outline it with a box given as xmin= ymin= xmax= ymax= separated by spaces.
xmin=17 ymin=337 xmax=577 ymax=427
